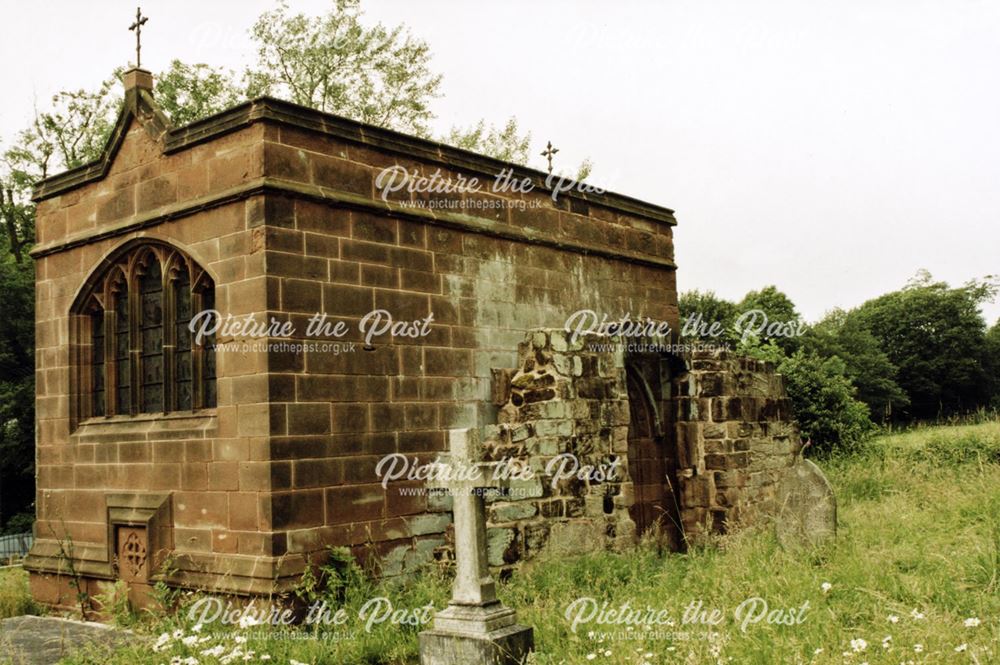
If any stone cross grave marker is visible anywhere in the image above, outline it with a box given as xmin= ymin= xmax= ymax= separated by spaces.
xmin=419 ymin=428 xmax=534 ymax=665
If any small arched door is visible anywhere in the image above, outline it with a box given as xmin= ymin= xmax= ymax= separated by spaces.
xmin=626 ymin=369 xmax=683 ymax=550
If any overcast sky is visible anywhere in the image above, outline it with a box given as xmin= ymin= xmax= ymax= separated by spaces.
xmin=4 ymin=0 xmax=998 ymax=324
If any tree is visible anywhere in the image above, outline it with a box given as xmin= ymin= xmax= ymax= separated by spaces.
xmin=775 ymin=350 xmax=874 ymax=455
xmin=803 ymin=308 xmax=909 ymax=421
xmin=985 ymin=320 xmax=1000 ymax=408
xmin=678 ymin=290 xmax=739 ymax=345
xmin=246 ymin=0 xmax=442 ymax=136
xmin=0 ymin=255 xmax=35 ymax=527
xmin=154 ymin=61 xmax=246 ymax=126
xmin=741 ymin=339 xmax=874 ymax=455
xmin=853 ymin=271 xmax=997 ymax=419
xmin=736 ymin=285 xmax=803 ymax=352
xmin=4 ymin=77 xmax=120 ymax=184
xmin=445 ymin=118 xmax=532 ymax=164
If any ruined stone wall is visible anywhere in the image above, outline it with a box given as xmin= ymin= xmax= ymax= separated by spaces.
xmin=479 ymin=330 xmax=636 ymax=568
xmin=466 ymin=334 xmax=803 ymax=568
xmin=672 ymin=349 xmax=801 ymax=543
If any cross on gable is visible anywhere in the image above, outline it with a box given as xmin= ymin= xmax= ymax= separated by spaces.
xmin=128 ymin=7 xmax=149 ymax=69
xmin=540 ymin=141 xmax=559 ymax=175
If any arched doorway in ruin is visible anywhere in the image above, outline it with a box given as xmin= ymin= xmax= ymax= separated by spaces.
xmin=625 ymin=365 xmax=684 ymax=551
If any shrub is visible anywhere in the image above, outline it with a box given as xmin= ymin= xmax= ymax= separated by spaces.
xmin=742 ymin=340 xmax=874 ymax=455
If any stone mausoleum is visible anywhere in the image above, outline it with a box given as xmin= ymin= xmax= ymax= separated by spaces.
xmin=26 ymin=68 xmax=830 ymax=608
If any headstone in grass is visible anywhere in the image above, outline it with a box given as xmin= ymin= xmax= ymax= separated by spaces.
xmin=0 ymin=615 xmax=133 ymax=665
xmin=419 ymin=428 xmax=534 ymax=665
xmin=776 ymin=459 xmax=837 ymax=548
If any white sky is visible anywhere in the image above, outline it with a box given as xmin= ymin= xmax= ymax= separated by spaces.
xmin=4 ymin=0 xmax=998 ymax=324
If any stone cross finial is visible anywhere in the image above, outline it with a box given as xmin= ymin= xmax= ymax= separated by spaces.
xmin=540 ymin=141 xmax=559 ymax=175
xmin=129 ymin=7 xmax=149 ymax=69
xmin=420 ymin=428 xmax=533 ymax=665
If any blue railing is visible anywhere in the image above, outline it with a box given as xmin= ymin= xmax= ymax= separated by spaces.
xmin=0 ymin=532 xmax=32 ymax=560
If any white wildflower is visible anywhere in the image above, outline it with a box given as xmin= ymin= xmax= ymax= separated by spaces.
xmin=200 ymin=645 xmax=225 ymax=658
xmin=586 ymin=655 xmax=596 ymax=661
xmin=850 ymin=638 xmax=868 ymax=652
xmin=238 ymin=614 xmax=261 ymax=629
xmin=181 ymin=635 xmax=199 ymax=647
xmin=821 ymin=582 xmax=832 ymax=594
xmin=813 ymin=648 xmax=823 ymax=655
xmin=191 ymin=623 xmax=203 ymax=633
xmin=955 ymin=644 xmax=968 ymax=652
xmin=964 ymin=617 xmax=981 ymax=627
xmin=234 ymin=635 xmax=248 ymax=645
xmin=603 ymin=650 xmax=611 ymax=657
xmin=910 ymin=609 xmax=925 ymax=620
xmin=153 ymin=632 xmax=171 ymax=653
xmin=913 ymin=644 xmax=923 ymax=653
xmin=887 ymin=615 xmax=899 ymax=624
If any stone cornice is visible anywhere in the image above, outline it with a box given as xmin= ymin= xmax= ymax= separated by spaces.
xmin=32 ymin=97 xmax=676 ymax=226
xmin=30 ymin=176 xmax=678 ymax=270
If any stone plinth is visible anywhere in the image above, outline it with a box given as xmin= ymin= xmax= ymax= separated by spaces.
xmin=419 ymin=603 xmax=533 ymax=665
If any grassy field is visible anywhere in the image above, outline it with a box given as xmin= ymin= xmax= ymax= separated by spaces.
xmin=7 ymin=421 xmax=1000 ymax=664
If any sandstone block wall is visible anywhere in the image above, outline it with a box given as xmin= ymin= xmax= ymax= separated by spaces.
xmin=27 ymin=76 xmax=679 ymax=602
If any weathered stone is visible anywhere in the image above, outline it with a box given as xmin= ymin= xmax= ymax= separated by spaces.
xmin=775 ymin=459 xmax=837 ymax=548
xmin=0 ymin=616 xmax=135 ymax=665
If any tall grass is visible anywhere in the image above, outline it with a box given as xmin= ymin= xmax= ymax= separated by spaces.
xmin=0 ymin=566 xmax=40 ymax=619
xmin=45 ymin=422 xmax=1000 ymax=663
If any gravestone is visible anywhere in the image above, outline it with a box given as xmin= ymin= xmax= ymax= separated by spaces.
xmin=419 ymin=428 xmax=534 ymax=665
xmin=775 ymin=458 xmax=837 ymax=548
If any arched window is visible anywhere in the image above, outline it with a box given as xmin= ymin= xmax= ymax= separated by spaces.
xmin=75 ymin=242 xmax=216 ymax=420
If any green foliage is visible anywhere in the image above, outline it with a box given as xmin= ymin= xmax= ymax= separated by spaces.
xmin=0 ymin=256 xmax=35 ymax=526
xmin=737 ymin=285 xmax=803 ymax=352
xmin=445 ymin=117 xmax=532 ymax=164
xmin=853 ymin=271 xmax=998 ymax=420
xmin=986 ymin=320 xmax=1000 ymax=407
xmin=294 ymin=546 xmax=374 ymax=609
xmin=0 ymin=568 xmax=39 ymax=619
xmin=1 ymin=512 xmax=33 ymax=535
xmin=247 ymin=0 xmax=442 ymax=136
xmin=742 ymin=340 xmax=875 ymax=455
xmin=678 ymin=289 xmax=739 ymax=345
xmin=154 ymin=61 xmax=245 ymax=126
xmin=3 ymin=76 xmax=119 ymax=187
xmin=92 ymin=580 xmax=139 ymax=627
xmin=803 ymin=308 xmax=909 ymax=422
xmin=920 ymin=429 xmax=1000 ymax=466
